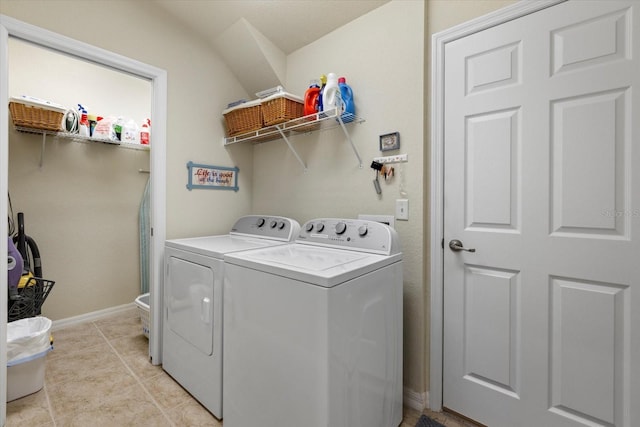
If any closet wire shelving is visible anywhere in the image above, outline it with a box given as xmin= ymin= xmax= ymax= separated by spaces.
xmin=223 ymin=108 xmax=365 ymax=172
xmin=15 ymin=125 xmax=150 ymax=168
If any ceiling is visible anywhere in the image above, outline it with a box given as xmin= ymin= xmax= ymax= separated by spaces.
xmin=154 ymin=0 xmax=390 ymax=55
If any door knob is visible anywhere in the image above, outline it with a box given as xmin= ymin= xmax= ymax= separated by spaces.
xmin=449 ymin=239 xmax=476 ymax=253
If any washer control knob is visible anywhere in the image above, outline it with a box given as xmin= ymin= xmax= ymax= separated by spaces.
xmin=270 ymin=220 xmax=278 ymax=228
xmin=305 ymin=223 xmax=314 ymax=232
xmin=278 ymin=221 xmax=285 ymax=230
xmin=257 ymin=218 xmax=265 ymax=227
xmin=358 ymin=225 xmax=368 ymax=237
xmin=316 ymin=223 xmax=325 ymax=232
xmin=335 ymin=222 xmax=347 ymax=235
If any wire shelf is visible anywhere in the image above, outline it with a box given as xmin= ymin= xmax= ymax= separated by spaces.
xmin=223 ymin=108 xmax=363 ymax=146
xmin=223 ymin=108 xmax=365 ymax=171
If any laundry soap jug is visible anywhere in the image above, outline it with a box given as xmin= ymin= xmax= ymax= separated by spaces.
xmin=122 ymin=119 xmax=139 ymax=144
xmin=114 ymin=116 xmax=125 ymax=141
xmin=338 ymin=77 xmax=355 ymax=123
xmin=303 ymin=80 xmax=321 ymax=116
xmin=87 ymin=114 xmax=98 ymax=137
xmin=140 ymin=119 xmax=151 ymax=145
xmin=321 ymin=73 xmax=340 ymax=113
xmin=317 ymin=74 xmax=327 ymax=113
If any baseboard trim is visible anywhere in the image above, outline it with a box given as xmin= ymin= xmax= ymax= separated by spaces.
xmin=51 ymin=302 xmax=136 ymax=331
xmin=404 ymin=387 xmax=428 ymax=411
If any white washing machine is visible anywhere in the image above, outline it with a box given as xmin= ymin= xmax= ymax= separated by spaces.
xmin=223 ymin=218 xmax=403 ymax=427
xmin=162 ymin=215 xmax=300 ymax=419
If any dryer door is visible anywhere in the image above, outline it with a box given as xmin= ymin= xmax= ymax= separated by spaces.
xmin=166 ymin=256 xmax=214 ymax=355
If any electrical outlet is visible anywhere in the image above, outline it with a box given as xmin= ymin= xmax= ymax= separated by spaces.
xmin=395 ymin=199 xmax=409 ymax=221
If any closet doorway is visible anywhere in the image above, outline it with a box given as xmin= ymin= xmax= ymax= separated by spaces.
xmin=8 ymin=37 xmax=152 ymax=320
xmin=0 ymin=15 xmax=167 ymax=422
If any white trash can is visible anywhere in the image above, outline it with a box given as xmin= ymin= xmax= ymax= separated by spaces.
xmin=7 ymin=316 xmax=52 ymax=402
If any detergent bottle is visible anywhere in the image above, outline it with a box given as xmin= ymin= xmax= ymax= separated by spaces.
xmin=140 ymin=119 xmax=151 ymax=145
xmin=122 ymin=119 xmax=139 ymax=144
xmin=87 ymin=114 xmax=98 ymax=137
xmin=317 ymin=74 xmax=327 ymax=114
xmin=303 ymin=79 xmax=321 ymax=116
xmin=338 ymin=77 xmax=355 ymax=123
xmin=114 ymin=116 xmax=125 ymax=141
xmin=321 ymin=72 xmax=340 ymax=113
xmin=77 ymin=104 xmax=89 ymax=137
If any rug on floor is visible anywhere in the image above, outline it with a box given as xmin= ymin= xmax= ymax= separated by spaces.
xmin=415 ymin=414 xmax=446 ymax=427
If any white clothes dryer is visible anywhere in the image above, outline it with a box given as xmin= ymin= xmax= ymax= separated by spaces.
xmin=223 ymin=218 xmax=403 ymax=427
xmin=162 ymin=215 xmax=300 ymax=419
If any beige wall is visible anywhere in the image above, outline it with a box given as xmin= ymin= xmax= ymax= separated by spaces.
xmin=1 ymin=0 xmax=254 ymax=319
xmin=2 ymin=0 xmax=518 ymax=404
xmin=428 ymin=0 xmax=516 ymax=34
xmin=252 ymin=0 xmax=427 ymax=395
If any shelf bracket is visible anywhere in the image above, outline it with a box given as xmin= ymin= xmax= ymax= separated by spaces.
xmin=336 ymin=114 xmax=363 ymax=168
xmin=39 ymin=132 xmax=46 ymax=168
xmin=275 ymin=125 xmax=307 ymax=172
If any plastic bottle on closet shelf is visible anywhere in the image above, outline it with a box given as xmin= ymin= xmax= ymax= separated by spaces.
xmin=317 ymin=74 xmax=327 ymax=113
xmin=87 ymin=114 xmax=98 ymax=137
xmin=114 ymin=116 xmax=125 ymax=141
xmin=140 ymin=119 xmax=151 ymax=145
xmin=122 ymin=119 xmax=139 ymax=144
xmin=77 ymin=104 xmax=89 ymax=137
xmin=321 ymin=72 xmax=340 ymax=113
xmin=338 ymin=77 xmax=355 ymax=123
xmin=303 ymin=79 xmax=321 ymax=116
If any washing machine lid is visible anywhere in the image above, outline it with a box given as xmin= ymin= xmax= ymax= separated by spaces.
xmin=165 ymin=234 xmax=289 ymax=259
xmin=224 ymin=243 xmax=402 ymax=287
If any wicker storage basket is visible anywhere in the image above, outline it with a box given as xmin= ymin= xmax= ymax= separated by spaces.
xmin=223 ymin=99 xmax=263 ymax=137
xmin=9 ymin=96 xmax=66 ymax=131
xmin=261 ymin=92 xmax=304 ymax=127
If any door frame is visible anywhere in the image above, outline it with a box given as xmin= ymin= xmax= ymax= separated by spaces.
xmin=0 ymin=15 xmax=167 ymax=421
xmin=428 ymin=0 xmax=565 ymax=411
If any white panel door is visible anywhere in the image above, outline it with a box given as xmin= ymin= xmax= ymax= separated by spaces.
xmin=443 ymin=1 xmax=639 ymax=426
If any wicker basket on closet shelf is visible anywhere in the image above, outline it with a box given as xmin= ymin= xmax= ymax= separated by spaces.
xmin=260 ymin=92 xmax=304 ymax=127
xmin=9 ymin=96 xmax=66 ymax=131
xmin=223 ymin=99 xmax=263 ymax=137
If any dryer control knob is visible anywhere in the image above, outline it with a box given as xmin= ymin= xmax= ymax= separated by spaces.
xmin=358 ymin=225 xmax=368 ymax=237
xmin=305 ymin=223 xmax=314 ymax=232
xmin=257 ymin=218 xmax=266 ymax=227
xmin=278 ymin=221 xmax=285 ymax=230
xmin=270 ymin=220 xmax=278 ymax=228
xmin=335 ymin=222 xmax=347 ymax=235
xmin=316 ymin=223 xmax=325 ymax=232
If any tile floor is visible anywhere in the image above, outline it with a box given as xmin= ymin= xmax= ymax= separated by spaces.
xmin=7 ymin=307 xmax=471 ymax=427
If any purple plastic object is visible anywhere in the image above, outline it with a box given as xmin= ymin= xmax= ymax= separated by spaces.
xmin=8 ymin=237 xmax=23 ymax=295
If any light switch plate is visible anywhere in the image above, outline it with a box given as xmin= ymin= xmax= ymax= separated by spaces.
xmin=395 ymin=199 xmax=409 ymax=221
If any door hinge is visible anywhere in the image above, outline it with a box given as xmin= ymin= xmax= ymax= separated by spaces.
xmin=441 ymin=238 xmax=444 ymax=249
xmin=151 ymin=227 xmax=154 ymax=237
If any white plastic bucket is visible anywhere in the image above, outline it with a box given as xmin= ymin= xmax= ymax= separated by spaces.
xmin=7 ymin=317 xmax=52 ymax=401
xmin=135 ymin=293 xmax=150 ymax=338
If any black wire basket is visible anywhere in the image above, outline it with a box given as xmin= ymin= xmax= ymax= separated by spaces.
xmin=8 ymin=277 xmax=55 ymax=322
